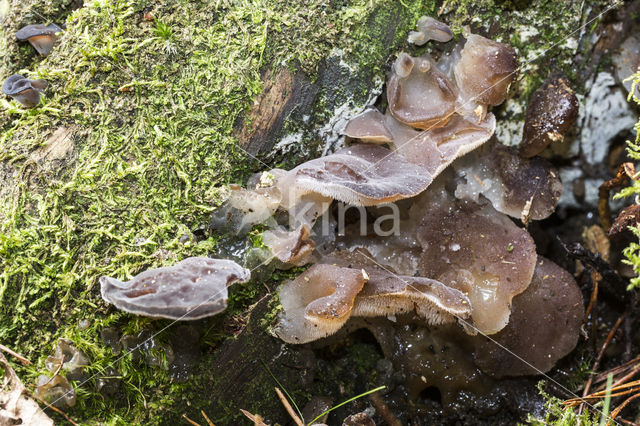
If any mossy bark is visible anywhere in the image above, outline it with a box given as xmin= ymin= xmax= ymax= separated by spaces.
xmin=0 ymin=0 xmax=622 ymax=424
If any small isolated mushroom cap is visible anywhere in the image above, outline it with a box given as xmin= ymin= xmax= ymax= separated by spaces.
xmin=454 ymin=34 xmax=517 ymax=106
xmin=387 ymin=54 xmax=457 ymax=129
xmin=15 ymin=23 xmax=61 ymax=40
xmin=389 ymin=111 xmax=496 ymax=178
xmin=417 ymin=195 xmax=537 ymax=335
xmin=343 ymin=109 xmax=393 ymax=144
xmin=472 ymin=256 xmax=584 ymax=377
xmin=408 ymin=16 xmax=453 ymax=46
xmin=2 ymin=74 xmax=47 ymax=96
xmin=100 ymin=257 xmax=250 ymax=320
xmin=263 ymin=224 xmax=315 ymax=266
xmin=16 ymin=24 xmax=62 ymax=56
xmin=274 ymin=264 xmax=367 ymax=344
xmin=279 ymin=144 xmax=433 ymax=207
xmin=454 ymin=144 xmax=562 ymax=221
xmin=520 ymin=73 xmax=579 ymax=158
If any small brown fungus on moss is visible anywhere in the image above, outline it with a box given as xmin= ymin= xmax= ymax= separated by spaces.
xmin=454 ymin=34 xmax=517 ymax=107
xmin=45 ymin=339 xmax=89 ymax=381
xmin=2 ymin=74 xmax=47 ymax=108
xmin=15 ymin=24 xmax=62 ymax=56
xmin=34 ymin=375 xmax=75 ymax=409
xmin=274 ymin=264 xmax=368 ymax=344
xmin=100 ymin=257 xmax=250 ymax=320
xmin=408 ymin=16 xmax=453 ymax=46
xmin=520 ymin=73 xmax=579 ymax=158
xmin=343 ymin=108 xmax=393 ymax=144
xmin=387 ymin=53 xmax=457 ymax=129
xmin=472 ymin=256 xmax=584 ymax=377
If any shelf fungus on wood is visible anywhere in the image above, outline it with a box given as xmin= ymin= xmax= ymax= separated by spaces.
xmin=472 ymin=256 xmax=584 ymax=377
xmin=454 ymin=143 xmax=562 ymax=222
xmin=277 ymin=144 xmax=433 ymax=207
xmin=416 ymin=194 xmax=537 ymax=335
xmin=387 ymin=53 xmax=457 ymax=129
xmin=274 ymin=264 xmax=368 ymax=344
xmin=100 ymin=257 xmax=250 ymax=320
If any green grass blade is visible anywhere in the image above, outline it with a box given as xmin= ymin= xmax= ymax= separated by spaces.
xmin=308 ymin=385 xmax=386 ymax=426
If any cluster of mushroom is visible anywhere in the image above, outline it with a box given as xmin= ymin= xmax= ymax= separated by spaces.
xmin=210 ymin=17 xmax=581 ymax=380
xmin=98 ymin=16 xmax=583 ymax=387
xmin=2 ymin=24 xmax=61 ymax=108
xmin=34 ymin=339 xmax=89 ymax=409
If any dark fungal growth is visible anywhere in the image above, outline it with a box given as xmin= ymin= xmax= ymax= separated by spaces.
xmin=2 ymin=74 xmax=47 ymax=108
xmin=520 ymin=73 xmax=579 ymax=158
xmin=16 ymin=23 xmax=62 ymax=56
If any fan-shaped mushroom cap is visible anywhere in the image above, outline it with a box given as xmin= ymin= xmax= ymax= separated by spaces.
xmin=454 ymin=144 xmax=562 ymax=221
xmin=388 ymin=111 xmax=496 ymax=178
xmin=274 ymin=264 xmax=368 ymax=344
xmin=520 ymin=73 xmax=579 ymax=158
xmin=387 ymin=53 xmax=457 ymax=129
xmin=321 ymin=248 xmax=471 ymax=324
xmin=2 ymin=74 xmax=47 ymax=108
xmin=210 ymin=184 xmax=281 ymax=234
xmin=454 ymin=34 xmax=517 ymax=106
xmin=263 ymin=224 xmax=315 ymax=266
xmin=472 ymin=257 xmax=584 ymax=377
xmin=16 ymin=24 xmax=62 ymax=56
xmin=278 ymin=144 xmax=433 ymax=207
xmin=416 ymin=195 xmax=537 ymax=335
xmin=408 ymin=16 xmax=453 ymax=46
xmin=100 ymin=257 xmax=250 ymax=320
xmin=343 ymin=109 xmax=393 ymax=144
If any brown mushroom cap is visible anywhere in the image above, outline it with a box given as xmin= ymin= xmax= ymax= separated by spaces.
xmin=100 ymin=257 xmax=250 ymax=320
xmin=263 ymin=224 xmax=315 ymax=266
xmin=2 ymin=74 xmax=47 ymax=108
xmin=278 ymin=144 xmax=433 ymax=207
xmin=343 ymin=109 xmax=393 ymax=144
xmin=416 ymin=194 xmax=537 ymax=335
xmin=471 ymin=256 xmax=584 ymax=377
xmin=454 ymin=34 xmax=517 ymax=106
xmin=388 ymin=111 xmax=496 ymax=178
xmin=454 ymin=143 xmax=562 ymax=221
xmin=387 ymin=54 xmax=457 ymax=129
xmin=274 ymin=264 xmax=368 ymax=344
xmin=520 ymin=73 xmax=579 ymax=158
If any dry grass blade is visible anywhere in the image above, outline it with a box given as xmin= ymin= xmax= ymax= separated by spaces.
xmin=240 ymin=409 xmax=267 ymax=426
xmin=182 ymin=414 xmax=201 ymax=426
xmin=201 ymin=410 xmax=215 ymax=426
xmin=607 ymin=392 xmax=640 ymax=425
xmin=0 ymin=343 xmax=32 ymax=366
xmin=274 ymin=387 xmax=304 ymax=426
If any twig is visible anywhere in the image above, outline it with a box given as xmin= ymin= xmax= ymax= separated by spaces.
xmin=33 ymin=394 xmax=79 ymax=426
xmin=201 ymin=410 xmax=215 ymax=426
xmin=274 ymin=387 xmax=304 ymax=426
xmin=182 ymin=414 xmax=202 ymax=426
xmin=369 ymin=392 xmax=402 ymax=426
xmin=240 ymin=409 xmax=267 ymax=425
xmin=579 ymin=313 xmax=626 ymax=414
xmin=0 ymin=343 xmax=32 ymax=366
xmin=607 ymin=392 xmax=640 ymax=425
